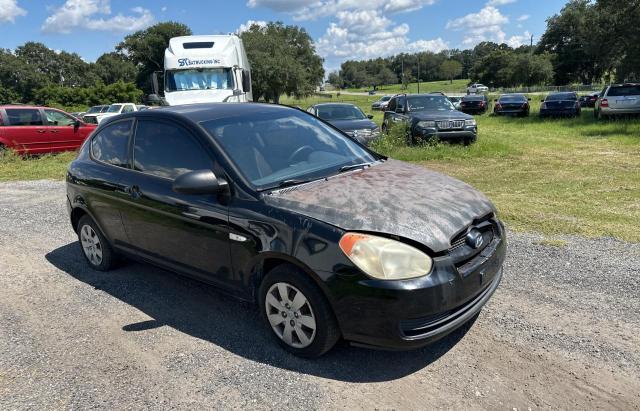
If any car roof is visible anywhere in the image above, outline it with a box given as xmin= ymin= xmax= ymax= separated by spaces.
xmin=0 ymin=104 xmax=63 ymax=110
xmin=146 ymin=103 xmax=301 ymax=123
xmin=311 ymin=102 xmax=358 ymax=108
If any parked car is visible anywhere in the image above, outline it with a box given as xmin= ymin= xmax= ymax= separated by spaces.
xmin=578 ymin=92 xmax=599 ymax=108
xmin=83 ymin=103 xmax=139 ymax=124
xmin=447 ymin=95 xmax=463 ymax=110
xmin=460 ymin=94 xmax=491 ymax=115
xmin=307 ymin=103 xmax=380 ymax=146
xmin=467 ymin=83 xmax=489 ymax=94
xmin=594 ymin=83 xmax=640 ymax=120
xmin=67 ymin=103 xmax=505 ymax=357
xmin=540 ymin=92 xmax=581 ymax=118
xmin=382 ymin=93 xmax=477 ymax=145
xmin=368 ymin=90 xmax=376 ymax=95
xmin=493 ymin=94 xmax=531 ymax=117
xmin=371 ymin=95 xmax=392 ymax=111
xmin=0 ymin=105 xmax=97 ymax=155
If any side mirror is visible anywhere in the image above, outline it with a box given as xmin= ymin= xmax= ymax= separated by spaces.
xmin=73 ymin=119 xmax=81 ymax=129
xmin=494 ymin=99 xmax=498 ymax=102
xmin=367 ymin=114 xmax=374 ymax=119
xmin=172 ymin=169 xmax=228 ymax=195
xmin=242 ymin=69 xmax=251 ymax=93
xmin=147 ymin=94 xmax=162 ymax=105
xmin=528 ymin=98 xmax=532 ymax=101
xmin=540 ymin=99 xmax=545 ymax=103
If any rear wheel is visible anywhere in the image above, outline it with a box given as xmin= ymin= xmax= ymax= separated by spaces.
xmin=77 ymin=214 xmax=116 ymax=271
xmin=259 ymin=264 xmax=340 ymax=357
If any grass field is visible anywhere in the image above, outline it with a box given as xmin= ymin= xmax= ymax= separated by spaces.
xmin=1 ymin=94 xmax=639 ymax=242
xmin=343 ymin=78 xmax=470 ymax=94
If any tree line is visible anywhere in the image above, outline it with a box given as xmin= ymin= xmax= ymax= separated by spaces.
xmin=329 ymin=0 xmax=639 ymax=90
xmin=0 ymin=21 xmax=324 ymax=109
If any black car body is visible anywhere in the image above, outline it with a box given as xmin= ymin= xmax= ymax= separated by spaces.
xmin=307 ymin=103 xmax=380 ymax=146
xmin=460 ymin=94 xmax=490 ymax=115
xmin=540 ymin=92 xmax=581 ymax=117
xmin=494 ymin=94 xmax=530 ymax=117
xmin=579 ymin=92 xmax=599 ymax=108
xmin=382 ymin=94 xmax=477 ymax=145
xmin=66 ymin=103 xmax=505 ymax=357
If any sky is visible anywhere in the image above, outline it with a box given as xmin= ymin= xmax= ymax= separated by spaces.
xmin=0 ymin=0 xmax=566 ymax=72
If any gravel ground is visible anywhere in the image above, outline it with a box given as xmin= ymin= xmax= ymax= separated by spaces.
xmin=0 ymin=180 xmax=639 ymax=410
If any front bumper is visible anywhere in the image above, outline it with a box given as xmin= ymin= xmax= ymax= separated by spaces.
xmin=412 ymin=126 xmax=477 ymax=142
xmin=328 ymin=222 xmax=506 ymax=350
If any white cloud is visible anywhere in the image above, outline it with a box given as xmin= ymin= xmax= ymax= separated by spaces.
xmin=517 ymin=14 xmax=530 ymax=22
xmin=42 ymin=0 xmax=154 ymax=34
xmin=447 ymin=6 xmax=515 ymax=47
xmin=505 ymin=30 xmax=532 ymax=47
xmin=237 ymin=19 xmax=267 ymax=33
xmin=486 ymin=0 xmax=516 ymax=5
xmin=248 ymin=0 xmax=436 ymax=20
xmin=161 ymin=6 xmax=167 ymax=12
xmin=317 ymin=9 xmax=447 ymax=69
xmin=0 ymin=0 xmax=26 ymax=23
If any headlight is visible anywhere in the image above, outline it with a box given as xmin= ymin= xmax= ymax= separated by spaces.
xmin=416 ymin=120 xmax=436 ymax=128
xmin=371 ymin=126 xmax=380 ymax=135
xmin=339 ymin=233 xmax=433 ymax=280
xmin=464 ymin=119 xmax=476 ymax=126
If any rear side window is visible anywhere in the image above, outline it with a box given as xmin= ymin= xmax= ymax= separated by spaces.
xmin=6 ymin=109 xmax=43 ymax=126
xmin=607 ymin=85 xmax=640 ymax=97
xmin=91 ymin=120 xmax=132 ymax=167
xmin=133 ymin=120 xmax=212 ymax=180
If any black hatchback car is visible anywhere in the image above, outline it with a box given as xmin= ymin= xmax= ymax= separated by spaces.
xmin=66 ymin=103 xmax=506 ymax=357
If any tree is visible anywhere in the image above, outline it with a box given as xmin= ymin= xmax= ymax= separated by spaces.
xmin=93 ymin=52 xmax=137 ymax=84
xmin=117 ymin=22 xmax=192 ymax=93
xmin=594 ymin=0 xmax=640 ymax=81
xmin=327 ymin=71 xmax=343 ymax=89
xmin=371 ymin=67 xmax=397 ymax=90
xmin=440 ymin=59 xmax=463 ymax=84
xmin=241 ymin=22 xmax=324 ymax=103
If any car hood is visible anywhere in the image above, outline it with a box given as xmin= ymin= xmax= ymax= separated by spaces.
xmin=264 ymin=159 xmax=496 ymax=252
xmin=327 ymin=119 xmax=378 ymax=131
xmin=408 ymin=110 xmax=473 ymax=121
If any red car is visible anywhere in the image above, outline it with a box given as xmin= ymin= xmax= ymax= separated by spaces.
xmin=0 ymin=105 xmax=97 ymax=155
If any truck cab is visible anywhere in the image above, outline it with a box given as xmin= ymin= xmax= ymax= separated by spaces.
xmin=152 ymin=35 xmax=252 ymax=106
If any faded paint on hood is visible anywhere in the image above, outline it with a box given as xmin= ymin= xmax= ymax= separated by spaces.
xmin=264 ymin=159 xmax=496 ymax=252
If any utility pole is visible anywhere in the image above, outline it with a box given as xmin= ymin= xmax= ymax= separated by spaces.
xmin=417 ymin=55 xmax=421 ymax=93
xmin=401 ymin=56 xmax=405 ymax=90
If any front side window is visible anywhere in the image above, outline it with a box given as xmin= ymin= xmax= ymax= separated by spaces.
xmin=91 ymin=120 xmax=132 ymax=167
xmin=6 ymin=109 xmax=43 ymax=126
xmin=45 ymin=110 xmax=76 ymax=126
xmin=165 ymin=68 xmax=234 ymax=92
xmin=133 ymin=120 xmax=212 ymax=180
xmin=201 ymin=109 xmax=377 ymax=190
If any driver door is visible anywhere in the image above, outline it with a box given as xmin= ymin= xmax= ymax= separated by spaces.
xmin=43 ymin=109 xmax=84 ymax=152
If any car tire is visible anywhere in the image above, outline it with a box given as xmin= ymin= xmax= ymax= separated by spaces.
xmin=77 ymin=214 xmax=117 ymax=271
xmin=259 ymin=264 xmax=340 ymax=358
xmin=381 ymin=123 xmax=388 ymax=134
xmin=464 ymin=136 xmax=476 ymax=146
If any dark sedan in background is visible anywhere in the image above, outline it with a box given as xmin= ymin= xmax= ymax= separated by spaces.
xmin=460 ymin=94 xmax=490 ymax=115
xmin=307 ymin=103 xmax=380 ymax=145
xmin=540 ymin=92 xmax=581 ymax=118
xmin=493 ymin=94 xmax=531 ymax=117
xmin=579 ymin=92 xmax=599 ymax=108
xmin=383 ymin=93 xmax=477 ymax=145
xmin=66 ymin=103 xmax=505 ymax=357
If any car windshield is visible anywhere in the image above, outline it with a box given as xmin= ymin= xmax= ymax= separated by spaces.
xmin=107 ymin=105 xmax=122 ymax=113
xmin=201 ymin=110 xmax=378 ymax=190
xmin=87 ymin=106 xmax=104 ymax=114
xmin=380 ymin=96 xmax=391 ymax=102
xmin=165 ymin=68 xmax=234 ymax=92
xmin=547 ymin=93 xmax=577 ymax=101
xmin=407 ymin=95 xmax=454 ymax=112
xmin=607 ymin=85 xmax=640 ymax=96
xmin=315 ymin=105 xmax=366 ymax=121
xmin=499 ymin=95 xmax=526 ymax=102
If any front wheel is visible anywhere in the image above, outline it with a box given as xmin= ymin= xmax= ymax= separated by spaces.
xmin=259 ymin=264 xmax=340 ymax=357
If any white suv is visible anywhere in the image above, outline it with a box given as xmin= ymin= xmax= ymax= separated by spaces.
xmin=595 ymin=83 xmax=640 ymax=120
xmin=467 ymin=83 xmax=489 ymax=94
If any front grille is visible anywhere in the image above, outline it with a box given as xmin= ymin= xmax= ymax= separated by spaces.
xmin=344 ymin=129 xmax=374 ymax=137
xmin=437 ymin=120 xmax=464 ymax=130
xmin=448 ymin=214 xmax=500 ymax=272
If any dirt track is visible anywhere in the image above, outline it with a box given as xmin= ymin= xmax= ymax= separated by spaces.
xmin=1 ymin=180 xmax=639 ymax=409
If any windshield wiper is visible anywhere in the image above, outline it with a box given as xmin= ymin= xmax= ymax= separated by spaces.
xmin=338 ymin=162 xmax=373 ymax=173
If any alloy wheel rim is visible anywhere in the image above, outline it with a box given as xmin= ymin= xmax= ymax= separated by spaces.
xmin=265 ymin=282 xmax=316 ymax=348
xmin=80 ymin=224 xmax=103 ymax=266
